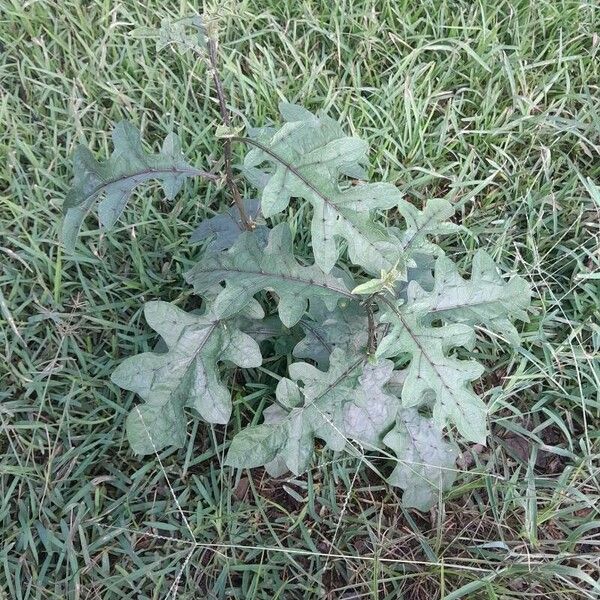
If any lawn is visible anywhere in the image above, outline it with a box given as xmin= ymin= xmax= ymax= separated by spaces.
xmin=1 ymin=0 xmax=599 ymax=598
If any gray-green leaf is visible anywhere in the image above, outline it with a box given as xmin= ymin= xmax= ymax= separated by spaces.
xmin=341 ymin=359 xmax=399 ymax=448
xmin=411 ymin=250 xmax=531 ymax=345
xmin=185 ymin=223 xmax=354 ymax=327
xmin=394 ymin=197 xmax=463 ymax=257
xmin=189 ymin=198 xmax=267 ymax=251
xmin=377 ymin=303 xmax=487 ymax=444
xmin=293 ymin=300 xmax=369 ymax=369
xmin=111 ymin=301 xmax=262 ymax=455
xmin=225 ymin=422 xmax=287 ymax=469
xmin=157 ymin=16 xmax=206 ymax=53
xmin=383 ymin=410 xmax=458 ymax=511
xmin=226 ymin=349 xmax=399 ymax=475
xmin=376 ymin=252 xmax=531 ymax=444
xmin=243 ymin=103 xmax=405 ymax=274
xmin=63 ymin=121 xmax=205 ymax=250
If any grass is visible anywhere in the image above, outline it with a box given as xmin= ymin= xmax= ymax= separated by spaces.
xmin=1 ymin=0 xmax=599 ymax=598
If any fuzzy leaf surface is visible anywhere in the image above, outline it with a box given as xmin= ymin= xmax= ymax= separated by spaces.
xmin=185 ymin=223 xmax=353 ymax=326
xmin=63 ymin=121 xmax=205 ymax=250
xmin=394 ymin=198 xmax=462 ymax=257
xmin=377 ymin=253 xmax=531 ymax=443
xmin=383 ymin=410 xmax=458 ymax=510
xmin=226 ymin=349 xmax=399 ymax=475
xmin=377 ymin=296 xmax=487 ymax=443
xmin=111 ymin=301 xmax=261 ymax=455
xmin=242 ymin=104 xmax=406 ymax=274
xmin=413 ymin=250 xmax=531 ymax=344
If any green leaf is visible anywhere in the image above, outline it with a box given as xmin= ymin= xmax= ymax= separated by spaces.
xmin=394 ymin=198 xmax=463 ymax=257
xmin=377 ymin=306 xmax=487 ymax=443
xmin=376 ymin=253 xmax=531 ymax=444
xmin=293 ymin=300 xmax=368 ymax=369
xmin=395 ymin=253 xmax=436 ymax=299
xmin=185 ymin=223 xmax=354 ymax=327
xmin=383 ymin=410 xmax=458 ymax=511
xmin=225 ymin=349 xmax=399 ymax=475
xmin=225 ymin=423 xmax=287 ymax=469
xmin=238 ymin=314 xmax=285 ymax=343
xmin=215 ymin=124 xmax=244 ymax=139
xmin=352 ymin=278 xmax=388 ymax=295
xmin=156 ymin=16 xmax=206 ymax=53
xmin=243 ymin=103 xmax=405 ymax=274
xmin=63 ymin=121 xmax=204 ymax=250
xmin=341 ymin=358 xmax=399 ymax=448
xmin=261 ymin=404 xmax=294 ymax=477
xmin=412 ymin=250 xmax=531 ymax=345
xmin=111 ymin=301 xmax=262 ymax=455
xmin=189 ymin=198 xmax=267 ymax=251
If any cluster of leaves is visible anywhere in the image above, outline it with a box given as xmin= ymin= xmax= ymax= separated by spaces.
xmin=62 ymin=23 xmax=531 ymax=510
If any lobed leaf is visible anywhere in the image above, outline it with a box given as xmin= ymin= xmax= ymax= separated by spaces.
xmin=411 ymin=250 xmax=531 ymax=344
xmin=185 ymin=223 xmax=353 ymax=326
xmin=111 ymin=301 xmax=261 ymax=455
xmin=383 ymin=410 xmax=458 ymax=511
xmin=226 ymin=349 xmax=399 ymax=475
xmin=376 ymin=252 xmax=531 ymax=443
xmin=63 ymin=121 xmax=207 ymax=250
xmin=242 ymin=103 xmax=406 ymax=274
xmin=393 ymin=198 xmax=463 ymax=258
xmin=242 ymin=104 xmax=466 ymax=278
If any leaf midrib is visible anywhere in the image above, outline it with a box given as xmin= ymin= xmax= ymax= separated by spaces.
xmin=276 ymin=358 xmax=365 ymax=428
xmin=167 ymin=320 xmax=220 ymax=405
xmin=428 ymin=295 xmax=513 ymax=314
xmin=193 ymin=265 xmax=355 ymax=299
xmin=390 ymin=305 xmax=481 ymax=426
xmin=234 ymin=136 xmax=396 ymax=270
xmin=66 ymin=165 xmax=205 ymax=210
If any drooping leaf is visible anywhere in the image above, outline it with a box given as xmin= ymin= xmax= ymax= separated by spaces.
xmin=383 ymin=410 xmax=458 ymax=511
xmin=293 ymin=300 xmax=369 ymax=368
xmin=242 ymin=103 xmax=407 ymax=275
xmin=111 ymin=301 xmax=262 ymax=455
xmin=226 ymin=349 xmax=399 ymax=475
xmin=376 ymin=252 xmax=531 ymax=444
xmin=189 ymin=198 xmax=267 ymax=250
xmin=185 ymin=223 xmax=354 ymax=326
xmin=63 ymin=121 xmax=206 ymax=250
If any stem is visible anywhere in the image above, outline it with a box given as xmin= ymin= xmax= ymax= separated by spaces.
xmin=205 ymin=37 xmax=252 ymax=230
xmin=365 ymin=299 xmax=376 ymax=356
